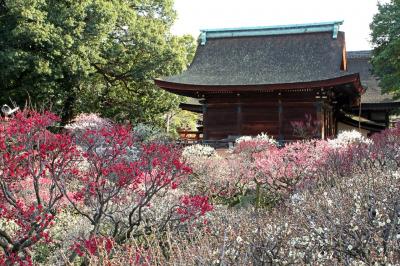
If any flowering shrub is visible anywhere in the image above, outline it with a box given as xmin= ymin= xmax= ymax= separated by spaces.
xmin=291 ymin=114 xmax=321 ymax=139
xmin=177 ymin=195 xmax=213 ymax=222
xmin=288 ymin=170 xmax=400 ymax=264
xmin=182 ymin=137 xmax=278 ymax=207
xmin=232 ymin=137 xmax=276 ymax=159
xmin=254 ymin=132 xmax=278 ymax=144
xmin=235 ymin=135 xmax=253 ymax=143
xmin=150 ymin=165 xmax=399 ymax=264
xmin=189 ymin=136 xmax=277 ymax=207
xmin=0 ymin=110 xmax=80 ymax=264
xmin=60 ymin=122 xmax=212 ymax=263
xmin=182 ymin=155 xmax=250 ymax=206
xmin=2 ymin=109 xmax=400 ymax=264
xmin=368 ymin=125 xmax=400 ymax=170
xmin=182 ymin=144 xmax=216 ymax=159
xmin=235 ymin=132 xmax=277 ymax=146
xmin=69 ymin=123 xmax=398 ymax=265
xmin=254 ymin=141 xmax=321 ymax=196
xmin=71 ymin=236 xmax=114 ymax=258
xmin=328 ymin=130 xmax=372 ymax=149
xmin=126 ymin=123 xmax=400 ymax=264
xmin=65 ymin=113 xmax=113 ymax=133
xmin=0 ymin=110 xmax=213 ymax=264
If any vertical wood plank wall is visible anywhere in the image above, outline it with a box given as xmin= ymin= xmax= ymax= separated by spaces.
xmin=203 ymin=91 xmax=334 ymax=141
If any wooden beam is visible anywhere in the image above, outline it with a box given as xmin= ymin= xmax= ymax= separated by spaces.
xmin=278 ymin=96 xmax=283 ymax=143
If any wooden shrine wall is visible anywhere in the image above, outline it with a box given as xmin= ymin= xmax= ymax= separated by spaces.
xmin=203 ymin=91 xmax=334 ymax=141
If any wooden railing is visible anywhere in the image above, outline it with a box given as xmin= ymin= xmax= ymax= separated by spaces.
xmin=177 ymin=130 xmax=202 ymax=144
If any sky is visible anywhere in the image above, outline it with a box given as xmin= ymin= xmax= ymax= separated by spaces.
xmin=171 ymin=0 xmax=382 ymax=51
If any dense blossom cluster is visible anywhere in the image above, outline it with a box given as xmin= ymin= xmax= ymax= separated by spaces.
xmin=235 ymin=132 xmax=278 ymax=145
xmin=65 ymin=113 xmax=113 ymax=132
xmin=2 ymin=110 xmax=400 ymax=265
xmin=328 ymin=129 xmax=372 ymax=148
xmin=182 ymin=144 xmax=216 ymax=159
xmin=177 ymin=195 xmax=213 ymax=222
xmin=0 ymin=111 xmax=212 ymax=264
xmin=71 ymin=236 xmax=114 ymax=257
xmin=254 ymin=141 xmax=321 ymax=195
xmin=0 ymin=110 xmax=80 ymax=264
xmin=115 ymin=127 xmax=400 ymax=265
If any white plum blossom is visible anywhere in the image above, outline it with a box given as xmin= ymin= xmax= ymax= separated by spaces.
xmin=235 ymin=132 xmax=277 ymax=145
xmin=182 ymin=144 xmax=216 ymax=159
xmin=65 ymin=113 xmax=112 ymax=132
xmin=328 ymin=130 xmax=372 ymax=148
xmin=235 ymin=135 xmax=253 ymax=143
xmin=255 ymin=132 xmax=278 ymax=145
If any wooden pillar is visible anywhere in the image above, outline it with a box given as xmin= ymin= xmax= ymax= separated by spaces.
xmin=326 ymin=105 xmax=332 ymax=138
xmin=237 ymin=102 xmax=242 ymax=136
xmin=278 ymin=93 xmax=283 ymax=143
xmin=316 ymin=101 xmax=324 ymax=139
xmin=202 ymin=100 xmax=208 ymax=140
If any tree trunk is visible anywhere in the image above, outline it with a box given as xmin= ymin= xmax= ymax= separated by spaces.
xmin=255 ymin=182 xmax=262 ymax=209
xmin=61 ymin=90 xmax=77 ymax=126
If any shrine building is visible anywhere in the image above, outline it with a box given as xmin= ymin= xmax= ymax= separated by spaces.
xmin=155 ymin=21 xmax=400 ymax=143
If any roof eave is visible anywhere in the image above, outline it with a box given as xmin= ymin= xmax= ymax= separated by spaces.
xmin=356 ymin=102 xmax=400 ymax=110
xmin=338 ymin=111 xmax=386 ymax=132
xmin=154 ymin=73 xmax=363 ymax=96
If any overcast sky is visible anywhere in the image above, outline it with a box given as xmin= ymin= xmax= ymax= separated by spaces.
xmin=171 ymin=0 xmax=382 ymax=51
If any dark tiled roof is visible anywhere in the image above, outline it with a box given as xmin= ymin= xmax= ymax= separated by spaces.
xmin=158 ymin=31 xmax=350 ymax=86
xmin=347 ymin=50 xmax=372 ymax=59
xmin=346 ymin=51 xmax=399 ymax=104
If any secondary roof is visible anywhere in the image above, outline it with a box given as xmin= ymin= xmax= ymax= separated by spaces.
xmin=347 ymin=50 xmax=400 ymax=107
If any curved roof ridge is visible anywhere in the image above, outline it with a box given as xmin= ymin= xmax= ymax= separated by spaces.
xmin=200 ymin=21 xmax=344 ymax=44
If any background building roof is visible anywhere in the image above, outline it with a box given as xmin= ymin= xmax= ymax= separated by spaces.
xmin=347 ymin=50 xmax=400 ymax=105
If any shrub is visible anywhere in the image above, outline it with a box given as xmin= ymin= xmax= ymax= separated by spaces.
xmin=135 ymin=127 xmax=400 ymax=264
xmin=182 ymin=154 xmax=251 ymax=206
xmin=4 ymin=110 xmax=400 ymax=264
xmin=254 ymin=141 xmax=322 ymax=197
xmin=328 ymin=130 xmax=372 ymax=149
xmin=182 ymin=144 xmax=216 ymax=159
xmin=0 ymin=110 xmax=213 ymax=264
xmin=59 ymin=123 xmax=212 ymax=262
xmin=235 ymin=133 xmax=277 ymax=146
xmin=133 ymin=123 xmax=171 ymax=143
xmin=0 ymin=110 xmax=80 ymax=264
xmin=65 ymin=113 xmax=113 ymax=133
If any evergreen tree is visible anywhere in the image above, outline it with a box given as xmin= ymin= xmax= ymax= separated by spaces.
xmin=0 ymin=0 xmax=195 ymax=125
xmin=370 ymin=0 xmax=400 ymax=97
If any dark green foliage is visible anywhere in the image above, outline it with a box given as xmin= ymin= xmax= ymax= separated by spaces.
xmin=0 ymin=0 xmax=195 ymax=125
xmin=370 ymin=0 xmax=400 ymax=97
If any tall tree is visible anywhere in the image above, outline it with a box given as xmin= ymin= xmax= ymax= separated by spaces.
xmin=370 ymin=0 xmax=400 ymax=97
xmin=0 ymin=0 xmax=195 ymax=125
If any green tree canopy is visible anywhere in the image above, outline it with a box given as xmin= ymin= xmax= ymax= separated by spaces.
xmin=370 ymin=0 xmax=400 ymax=97
xmin=0 ymin=0 xmax=195 ymax=125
